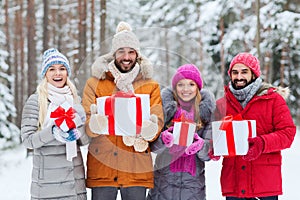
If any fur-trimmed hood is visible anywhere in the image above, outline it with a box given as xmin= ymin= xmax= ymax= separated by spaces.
xmin=91 ymin=52 xmax=153 ymax=80
xmin=161 ymin=86 xmax=216 ymax=125
xmin=257 ymin=82 xmax=290 ymax=100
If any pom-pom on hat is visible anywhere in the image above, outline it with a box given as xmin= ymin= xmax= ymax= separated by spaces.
xmin=228 ymin=52 xmax=261 ymax=77
xmin=111 ymin=21 xmax=141 ymax=55
xmin=172 ymin=64 xmax=203 ymax=90
xmin=41 ymin=48 xmax=71 ymax=78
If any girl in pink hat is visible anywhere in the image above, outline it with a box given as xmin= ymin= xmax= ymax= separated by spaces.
xmin=147 ymin=64 xmax=216 ymax=200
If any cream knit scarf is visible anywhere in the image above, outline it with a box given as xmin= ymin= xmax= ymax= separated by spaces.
xmin=47 ymin=83 xmax=73 ymax=105
xmin=47 ymin=83 xmax=77 ymax=161
xmin=108 ymin=61 xmax=140 ymax=92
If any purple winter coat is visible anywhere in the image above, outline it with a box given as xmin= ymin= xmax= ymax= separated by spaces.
xmin=215 ymin=83 xmax=296 ymax=198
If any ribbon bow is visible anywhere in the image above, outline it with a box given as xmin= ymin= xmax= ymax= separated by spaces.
xmin=50 ymin=106 xmax=76 ymax=130
xmin=113 ymin=91 xmax=136 ymax=98
xmin=172 ymin=114 xmax=194 ymax=123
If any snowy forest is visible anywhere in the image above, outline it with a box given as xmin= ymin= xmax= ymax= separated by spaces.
xmin=0 ymin=0 xmax=300 ymax=150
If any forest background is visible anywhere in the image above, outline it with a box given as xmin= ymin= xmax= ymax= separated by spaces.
xmin=0 ymin=0 xmax=300 ymax=149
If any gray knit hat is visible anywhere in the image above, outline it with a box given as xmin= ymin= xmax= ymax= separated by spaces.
xmin=111 ymin=21 xmax=141 ymax=55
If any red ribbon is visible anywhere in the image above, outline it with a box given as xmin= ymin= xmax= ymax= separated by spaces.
xmin=104 ymin=92 xmax=142 ymax=135
xmin=173 ymin=114 xmax=195 ymax=146
xmin=178 ymin=122 xmax=189 ymax=146
xmin=219 ymin=114 xmax=243 ymax=156
xmin=50 ymin=106 xmax=76 ymax=130
xmin=172 ymin=114 xmax=194 ymax=123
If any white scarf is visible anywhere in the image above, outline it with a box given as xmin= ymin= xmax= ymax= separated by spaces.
xmin=108 ymin=61 xmax=140 ymax=92
xmin=46 ymin=83 xmax=77 ymax=161
xmin=47 ymin=83 xmax=73 ymax=105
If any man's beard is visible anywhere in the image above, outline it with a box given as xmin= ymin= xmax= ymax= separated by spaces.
xmin=114 ymin=59 xmax=137 ymax=73
xmin=231 ymin=78 xmax=254 ymax=90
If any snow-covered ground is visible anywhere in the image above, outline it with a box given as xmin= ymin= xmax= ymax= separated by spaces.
xmin=0 ymin=128 xmax=299 ymax=200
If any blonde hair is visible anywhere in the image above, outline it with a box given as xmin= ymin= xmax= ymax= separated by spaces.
xmin=37 ymin=77 xmax=80 ymax=128
xmin=173 ymin=89 xmax=203 ymax=130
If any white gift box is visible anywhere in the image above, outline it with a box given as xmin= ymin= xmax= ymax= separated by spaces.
xmin=96 ymin=92 xmax=150 ymax=136
xmin=212 ymin=119 xmax=256 ymax=156
xmin=50 ymin=101 xmax=76 ymax=132
xmin=173 ymin=121 xmax=196 ymax=147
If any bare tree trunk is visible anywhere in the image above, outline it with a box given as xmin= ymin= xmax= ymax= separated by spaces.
xmin=4 ymin=0 xmax=11 ymax=74
xmin=264 ymin=51 xmax=271 ymax=83
xmin=43 ymin=0 xmax=49 ymax=51
xmin=14 ymin=0 xmax=24 ymax=128
xmin=164 ymin=27 xmax=170 ymax=86
xmin=280 ymin=44 xmax=289 ymax=87
xmin=27 ymin=0 xmax=37 ymax=96
xmin=91 ymin=0 xmax=95 ymax=53
xmin=76 ymin=0 xmax=87 ymax=74
xmin=100 ymin=0 xmax=107 ymax=54
xmin=219 ymin=17 xmax=225 ymax=82
xmin=20 ymin=0 xmax=25 ymax=113
xmin=256 ymin=0 xmax=261 ymax=59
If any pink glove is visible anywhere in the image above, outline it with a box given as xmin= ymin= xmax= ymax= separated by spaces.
xmin=185 ymin=133 xmax=205 ymax=155
xmin=208 ymin=149 xmax=220 ymax=161
xmin=161 ymin=129 xmax=174 ymax=148
xmin=242 ymin=136 xmax=264 ymax=161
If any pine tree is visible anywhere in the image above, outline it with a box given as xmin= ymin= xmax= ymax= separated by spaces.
xmin=0 ymin=30 xmax=20 ymax=150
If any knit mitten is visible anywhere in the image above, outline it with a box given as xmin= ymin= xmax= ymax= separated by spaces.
xmin=88 ymin=104 xmax=108 ymax=134
xmin=52 ymin=126 xmax=81 ymax=142
xmin=140 ymin=114 xmax=158 ymax=141
xmin=161 ymin=129 xmax=174 ymax=148
xmin=133 ymin=137 xmax=149 ymax=152
xmin=122 ymin=136 xmax=136 ymax=146
xmin=208 ymin=148 xmax=221 ymax=161
xmin=185 ymin=133 xmax=204 ymax=155
xmin=242 ymin=136 xmax=264 ymax=161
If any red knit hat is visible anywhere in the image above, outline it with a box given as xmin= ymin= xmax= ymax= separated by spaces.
xmin=172 ymin=64 xmax=203 ymax=90
xmin=228 ymin=52 xmax=261 ymax=77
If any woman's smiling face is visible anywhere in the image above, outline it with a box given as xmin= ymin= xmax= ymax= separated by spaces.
xmin=45 ymin=64 xmax=68 ymax=88
xmin=176 ymin=79 xmax=198 ymax=102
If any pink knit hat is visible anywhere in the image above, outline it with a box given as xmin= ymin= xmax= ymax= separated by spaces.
xmin=172 ymin=64 xmax=203 ymax=89
xmin=228 ymin=52 xmax=261 ymax=77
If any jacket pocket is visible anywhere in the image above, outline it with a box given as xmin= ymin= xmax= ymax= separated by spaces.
xmin=132 ymin=151 xmax=153 ymax=181
xmin=220 ymin=158 xmax=236 ymax=194
xmin=252 ymin=153 xmax=282 ymax=194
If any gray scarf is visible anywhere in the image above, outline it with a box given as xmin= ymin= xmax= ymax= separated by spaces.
xmin=229 ymin=77 xmax=262 ymax=108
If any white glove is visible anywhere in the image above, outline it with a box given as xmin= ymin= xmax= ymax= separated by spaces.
xmin=88 ymin=104 xmax=108 ymax=134
xmin=73 ymin=113 xmax=84 ymax=128
xmin=122 ymin=135 xmax=149 ymax=152
xmin=140 ymin=114 xmax=158 ymax=141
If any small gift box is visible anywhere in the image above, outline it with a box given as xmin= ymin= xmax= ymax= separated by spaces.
xmin=50 ymin=101 xmax=76 ymax=132
xmin=96 ymin=91 xmax=150 ymax=136
xmin=212 ymin=115 xmax=256 ymax=156
xmin=172 ymin=116 xmax=196 ymax=147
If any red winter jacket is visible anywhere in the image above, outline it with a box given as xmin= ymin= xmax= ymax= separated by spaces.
xmin=215 ymin=83 xmax=296 ymax=198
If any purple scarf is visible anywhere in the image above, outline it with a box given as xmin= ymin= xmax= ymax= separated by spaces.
xmin=169 ymin=100 xmax=197 ymax=176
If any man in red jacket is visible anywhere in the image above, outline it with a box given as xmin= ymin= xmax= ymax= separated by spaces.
xmin=215 ymin=52 xmax=296 ymax=200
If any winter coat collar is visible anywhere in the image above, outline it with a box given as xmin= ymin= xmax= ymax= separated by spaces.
xmin=161 ymin=86 xmax=216 ymax=125
xmin=256 ymin=82 xmax=290 ymax=100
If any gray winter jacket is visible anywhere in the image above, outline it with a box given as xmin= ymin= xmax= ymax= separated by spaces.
xmin=147 ymin=87 xmax=216 ymax=200
xmin=21 ymin=93 xmax=90 ymax=200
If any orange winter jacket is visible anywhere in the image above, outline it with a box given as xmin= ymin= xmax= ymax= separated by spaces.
xmin=82 ymin=54 xmax=164 ymax=188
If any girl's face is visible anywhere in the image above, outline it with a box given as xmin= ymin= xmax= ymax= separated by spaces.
xmin=45 ymin=64 xmax=68 ymax=88
xmin=176 ymin=79 xmax=198 ymax=102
